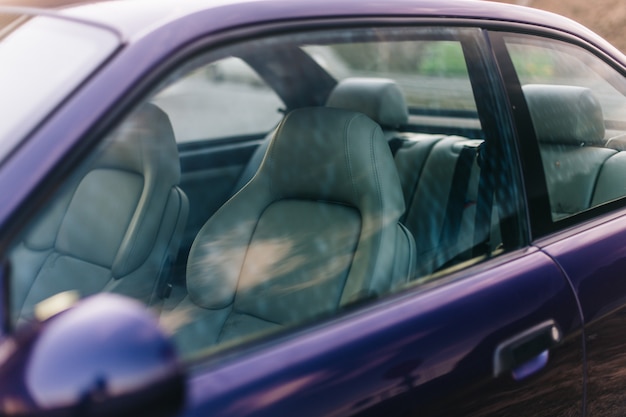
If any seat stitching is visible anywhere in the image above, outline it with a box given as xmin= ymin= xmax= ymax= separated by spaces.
xmin=369 ymin=117 xmax=384 ymax=292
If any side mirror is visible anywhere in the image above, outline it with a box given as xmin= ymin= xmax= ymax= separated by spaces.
xmin=0 ymin=293 xmax=185 ymax=417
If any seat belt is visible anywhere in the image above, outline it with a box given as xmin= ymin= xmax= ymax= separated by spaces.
xmin=433 ymin=145 xmax=477 ymax=271
xmin=472 ymin=141 xmax=495 ymax=258
xmin=388 ymin=137 xmax=406 ymax=156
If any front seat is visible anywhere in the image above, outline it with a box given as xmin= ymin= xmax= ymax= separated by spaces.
xmin=11 ymin=103 xmax=189 ymax=323
xmin=232 ymin=77 xmax=410 ymax=193
xmin=167 ymin=107 xmax=416 ymax=355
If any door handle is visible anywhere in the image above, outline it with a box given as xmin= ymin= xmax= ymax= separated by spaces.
xmin=493 ymin=320 xmax=561 ymax=380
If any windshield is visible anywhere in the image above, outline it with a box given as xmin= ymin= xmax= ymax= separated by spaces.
xmin=0 ymin=13 xmax=119 ymax=162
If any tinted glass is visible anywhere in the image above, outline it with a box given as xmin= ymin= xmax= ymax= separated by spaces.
xmin=8 ymin=26 xmax=523 ymax=362
xmin=153 ymin=57 xmax=284 ymax=143
xmin=505 ymin=35 xmax=626 ymax=221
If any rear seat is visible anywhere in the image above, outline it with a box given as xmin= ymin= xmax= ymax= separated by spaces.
xmin=328 ymin=78 xmax=488 ymax=277
xmin=523 ymin=84 xmax=621 ymax=219
xmin=396 ymin=136 xmax=484 ymax=276
xmin=325 ymin=77 xmax=408 ymax=140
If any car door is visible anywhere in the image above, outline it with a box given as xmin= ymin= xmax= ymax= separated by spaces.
xmin=0 ymin=15 xmax=585 ymax=417
xmin=161 ymin=23 xmax=585 ymax=417
xmin=491 ymin=31 xmax=626 ymax=416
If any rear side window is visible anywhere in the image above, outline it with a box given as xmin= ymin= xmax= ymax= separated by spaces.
xmin=504 ymin=34 xmax=626 ymax=222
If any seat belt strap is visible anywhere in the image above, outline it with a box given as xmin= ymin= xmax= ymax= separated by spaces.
xmin=473 ymin=142 xmax=494 ymax=258
xmin=430 ymin=145 xmax=477 ymax=272
xmin=439 ymin=145 xmax=476 ymax=250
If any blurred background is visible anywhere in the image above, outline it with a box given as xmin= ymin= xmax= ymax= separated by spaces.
xmin=493 ymin=0 xmax=626 ymax=52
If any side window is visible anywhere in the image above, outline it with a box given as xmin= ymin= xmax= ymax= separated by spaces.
xmin=152 ymin=56 xmax=285 ymax=143
xmin=505 ymin=35 xmax=626 ymax=221
xmin=8 ymin=27 xmax=524 ymax=361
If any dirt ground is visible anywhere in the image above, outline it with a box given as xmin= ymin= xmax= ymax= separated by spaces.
xmin=494 ymin=0 xmax=626 ymax=52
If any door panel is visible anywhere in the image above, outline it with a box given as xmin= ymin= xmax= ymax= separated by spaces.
xmin=183 ymin=250 xmax=583 ymax=417
xmin=541 ymin=213 xmax=626 ymax=416
xmin=492 ymin=31 xmax=626 ymax=415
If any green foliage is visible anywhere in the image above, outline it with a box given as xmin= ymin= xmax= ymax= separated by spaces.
xmin=329 ymin=41 xmax=469 ymax=76
xmin=418 ymin=42 xmax=468 ymax=76
xmin=510 ymin=49 xmax=555 ymax=78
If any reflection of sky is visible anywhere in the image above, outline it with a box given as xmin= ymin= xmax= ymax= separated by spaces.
xmin=25 ymin=295 xmax=175 ymax=408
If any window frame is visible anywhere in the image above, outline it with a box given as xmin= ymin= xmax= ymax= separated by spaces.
xmin=0 ymin=17 xmax=529 ymax=364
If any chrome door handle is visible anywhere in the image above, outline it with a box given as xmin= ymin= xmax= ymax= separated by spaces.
xmin=493 ymin=320 xmax=562 ymax=380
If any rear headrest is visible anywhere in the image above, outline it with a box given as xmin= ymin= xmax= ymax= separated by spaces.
xmin=326 ymin=78 xmax=409 ymax=128
xmin=523 ymin=84 xmax=605 ymax=146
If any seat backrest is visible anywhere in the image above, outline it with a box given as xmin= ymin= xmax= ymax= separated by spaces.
xmin=172 ymin=107 xmax=415 ymax=352
xmin=232 ymin=77 xmax=411 ymax=193
xmin=523 ymin=84 xmax=616 ymax=219
xmin=11 ymin=103 xmax=188 ymax=322
xmin=399 ymin=136 xmax=483 ymax=274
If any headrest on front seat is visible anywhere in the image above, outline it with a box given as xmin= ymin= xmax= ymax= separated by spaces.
xmin=523 ymin=84 xmax=605 ymax=146
xmin=25 ymin=103 xmax=181 ymax=278
xmin=326 ymin=78 xmax=409 ymax=128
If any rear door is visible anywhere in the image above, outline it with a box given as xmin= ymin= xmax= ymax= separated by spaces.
xmin=492 ymin=31 xmax=626 ymax=416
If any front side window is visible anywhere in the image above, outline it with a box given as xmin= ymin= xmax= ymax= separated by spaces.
xmin=7 ymin=26 xmax=524 ymax=361
xmin=505 ymin=34 xmax=626 ymax=222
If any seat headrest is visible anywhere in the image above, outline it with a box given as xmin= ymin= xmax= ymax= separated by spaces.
xmin=523 ymin=84 xmax=605 ymax=146
xmin=259 ymin=107 xmax=405 ymax=214
xmin=98 ymin=103 xmax=180 ymax=184
xmin=326 ymin=78 xmax=409 ymax=128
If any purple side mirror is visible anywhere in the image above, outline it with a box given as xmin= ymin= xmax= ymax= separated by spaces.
xmin=0 ymin=293 xmax=184 ymax=417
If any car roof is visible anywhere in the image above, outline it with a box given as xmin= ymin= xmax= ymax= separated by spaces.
xmin=1 ymin=0 xmax=623 ymax=63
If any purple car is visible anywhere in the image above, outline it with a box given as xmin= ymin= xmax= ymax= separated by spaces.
xmin=1 ymin=0 xmax=626 ymax=415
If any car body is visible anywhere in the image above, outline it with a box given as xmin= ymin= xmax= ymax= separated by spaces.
xmin=1 ymin=0 xmax=626 ymax=415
